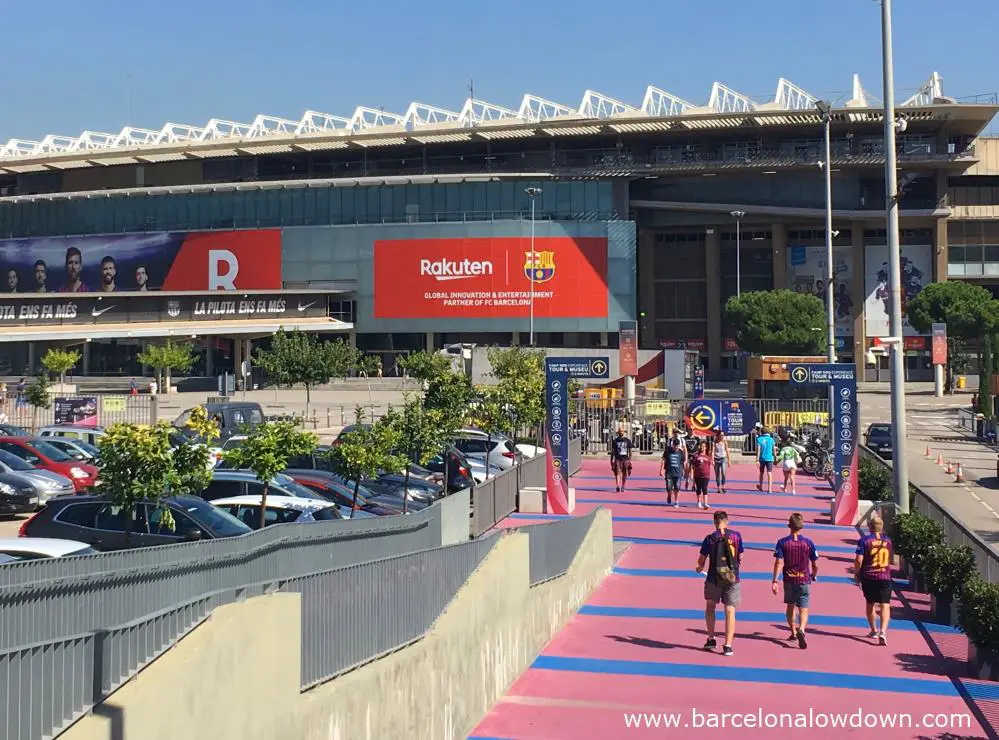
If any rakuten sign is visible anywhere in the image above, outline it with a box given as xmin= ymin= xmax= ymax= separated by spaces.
xmin=419 ymin=258 xmax=494 ymax=280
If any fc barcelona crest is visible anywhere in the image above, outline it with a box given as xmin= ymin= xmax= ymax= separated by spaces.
xmin=524 ymin=251 xmax=556 ymax=283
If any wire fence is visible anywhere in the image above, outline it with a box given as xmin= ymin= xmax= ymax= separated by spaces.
xmin=2 ymin=391 xmax=155 ymax=431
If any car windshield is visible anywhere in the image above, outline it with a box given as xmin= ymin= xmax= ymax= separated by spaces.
xmin=176 ymin=498 xmax=252 ymax=537
xmin=75 ymin=441 xmax=101 ymax=457
xmin=27 ymin=440 xmax=73 ymax=462
xmin=273 ymin=474 xmax=328 ymax=500
xmin=0 ymin=449 xmax=34 ymax=471
xmin=868 ymin=426 xmax=891 ymax=439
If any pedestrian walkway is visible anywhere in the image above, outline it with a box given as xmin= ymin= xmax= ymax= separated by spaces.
xmin=468 ymin=458 xmax=999 ymax=739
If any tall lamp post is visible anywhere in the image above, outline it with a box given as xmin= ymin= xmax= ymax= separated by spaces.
xmin=877 ymin=0 xmax=910 ymax=515
xmin=525 ymin=187 xmax=543 ymax=346
xmin=816 ymin=100 xmax=836 ymax=363
xmin=730 ymin=210 xmax=746 ymax=296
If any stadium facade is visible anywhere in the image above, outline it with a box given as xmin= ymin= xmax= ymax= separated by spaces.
xmin=0 ymin=73 xmax=996 ymax=381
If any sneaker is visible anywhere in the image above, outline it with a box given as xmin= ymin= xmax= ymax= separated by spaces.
xmin=878 ymin=632 xmax=887 ymax=646
xmin=722 ymin=645 xmax=734 ymax=656
xmin=704 ymin=637 xmax=717 ymax=650
xmin=797 ymin=630 xmax=807 ymax=649
xmin=703 ymin=502 xmax=711 ymax=510
xmin=867 ymin=629 xmax=878 ymax=639
xmin=786 ymin=631 xmax=798 ymax=641
xmin=673 ymin=502 xmax=680 ymax=509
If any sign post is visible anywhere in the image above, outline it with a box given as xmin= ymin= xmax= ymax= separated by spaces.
xmin=545 ymin=356 xmax=609 ymax=514
xmin=686 ymin=400 xmax=758 ymax=436
xmin=619 ymin=320 xmax=638 ymax=408
xmin=693 ymin=366 xmax=705 ymax=400
xmin=932 ymin=323 xmax=947 ymax=397
xmin=788 ymin=363 xmax=858 ymax=525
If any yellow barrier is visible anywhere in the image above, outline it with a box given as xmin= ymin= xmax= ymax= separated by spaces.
xmin=763 ymin=411 xmax=829 ymax=429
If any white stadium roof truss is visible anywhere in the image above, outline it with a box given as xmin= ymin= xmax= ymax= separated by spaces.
xmin=0 ymin=72 xmax=967 ymax=164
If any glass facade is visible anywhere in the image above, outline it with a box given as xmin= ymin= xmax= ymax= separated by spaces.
xmin=0 ymin=180 xmax=616 ymax=239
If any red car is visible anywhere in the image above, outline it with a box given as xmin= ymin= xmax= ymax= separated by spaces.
xmin=0 ymin=437 xmax=98 ymax=492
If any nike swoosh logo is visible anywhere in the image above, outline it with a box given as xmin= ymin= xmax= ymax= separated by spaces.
xmin=297 ymin=302 xmax=316 ymax=312
xmin=91 ymin=305 xmax=115 ymax=317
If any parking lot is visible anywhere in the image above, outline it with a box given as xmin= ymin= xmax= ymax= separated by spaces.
xmin=0 ymin=513 xmax=27 ymax=537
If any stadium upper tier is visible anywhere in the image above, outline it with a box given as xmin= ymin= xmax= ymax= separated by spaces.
xmin=0 ymin=72 xmax=985 ymax=171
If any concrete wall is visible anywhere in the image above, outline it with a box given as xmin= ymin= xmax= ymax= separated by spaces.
xmin=59 ymin=509 xmax=613 ymax=740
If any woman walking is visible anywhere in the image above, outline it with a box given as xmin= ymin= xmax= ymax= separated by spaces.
xmin=712 ymin=429 xmax=731 ymax=494
xmin=692 ymin=441 xmax=713 ymax=510
xmin=778 ymin=441 xmax=802 ymax=494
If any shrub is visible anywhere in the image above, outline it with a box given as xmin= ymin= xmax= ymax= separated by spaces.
xmin=893 ymin=511 xmax=945 ymax=571
xmin=958 ymin=576 xmax=999 ymax=651
xmin=922 ymin=544 xmax=976 ymax=600
xmin=858 ymin=456 xmax=892 ymax=502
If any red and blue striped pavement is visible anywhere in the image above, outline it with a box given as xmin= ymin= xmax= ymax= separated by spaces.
xmin=468 ymin=458 xmax=999 ymax=739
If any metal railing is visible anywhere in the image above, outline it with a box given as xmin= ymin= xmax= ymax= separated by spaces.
xmin=3 ymin=391 xmax=155 ymax=431
xmin=517 ymin=508 xmax=600 ymax=585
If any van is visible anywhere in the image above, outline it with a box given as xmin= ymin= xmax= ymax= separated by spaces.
xmin=175 ymin=402 xmax=265 ymax=442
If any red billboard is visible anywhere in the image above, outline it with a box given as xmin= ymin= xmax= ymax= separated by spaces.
xmin=373 ymin=237 xmax=608 ymax=319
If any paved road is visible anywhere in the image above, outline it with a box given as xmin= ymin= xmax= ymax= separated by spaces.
xmin=859 ymin=383 xmax=999 ymax=549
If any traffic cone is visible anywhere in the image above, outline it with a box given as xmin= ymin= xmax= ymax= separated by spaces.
xmin=956 ymin=463 xmax=964 ymax=483
xmin=945 ymin=460 xmax=953 ymax=474
xmin=936 ymin=452 xmax=944 ymax=466
xmin=925 ymin=445 xmax=932 ymax=458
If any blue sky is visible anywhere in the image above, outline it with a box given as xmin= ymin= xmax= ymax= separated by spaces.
xmin=3 ymin=0 xmax=997 ymax=142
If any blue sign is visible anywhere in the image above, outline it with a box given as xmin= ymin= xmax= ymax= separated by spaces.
xmin=688 ymin=401 xmax=720 ymax=433
xmin=693 ymin=366 xmax=705 ymax=400
xmin=687 ymin=400 xmax=757 ymax=435
xmin=789 ymin=246 xmax=807 ymax=266
xmin=546 ymin=357 xmax=610 ymax=379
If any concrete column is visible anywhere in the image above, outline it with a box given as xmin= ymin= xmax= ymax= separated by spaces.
xmin=599 ymin=331 xmax=608 ymax=347
xmin=232 ymin=338 xmax=242 ymax=391
xmin=81 ymin=341 xmax=91 ymax=376
xmin=425 ymin=332 xmax=434 ymax=352
xmin=637 ymin=228 xmax=655 ymax=348
xmin=705 ymin=228 xmax=722 ymax=380
xmin=851 ymin=222 xmax=866 ymax=379
xmin=26 ymin=342 xmax=34 ymax=374
xmin=205 ymin=338 xmax=214 ymax=377
xmin=936 ymin=170 xmax=949 ymax=209
xmin=772 ymin=223 xmax=788 ymax=289
xmin=934 ymin=217 xmax=948 ymax=282
xmin=347 ymin=330 xmax=357 ymax=349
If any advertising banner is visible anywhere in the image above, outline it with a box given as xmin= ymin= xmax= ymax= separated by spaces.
xmin=619 ymin=320 xmax=638 ymax=376
xmin=932 ymin=323 xmax=947 ymax=365
xmin=373 ymin=237 xmax=608 ymax=319
xmin=687 ymin=400 xmax=758 ymax=436
xmin=864 ymin=245 xmax=931 ymax=337
xmin=54 ymin=397 xmax=98 ymax=426
xmin=787 ymin=246 xmax=854 ymax=334
xmin=0 ymin=230 xmax=282 ymax=294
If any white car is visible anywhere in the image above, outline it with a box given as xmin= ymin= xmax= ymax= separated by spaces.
xmin=210 ymin=495 xmax=346 ymax=529
xmin=0 ymin=537 xmax=96 ymax=561
xmin=453 ymin=428 xmax=521 ymax=471
xmin=516 ymin=444 xmax=546 ymax=459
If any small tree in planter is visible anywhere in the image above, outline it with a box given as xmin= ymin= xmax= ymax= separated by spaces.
xmin=893 ymin=511 xmax=945 ymax=589
xmin=24 ymin=373 xmax=52 ymax=432
xmin=41 ymin=348 xmax=81 ymax=389
xmin=858 ymin=456 xmax=892 ymax=502
xmin=921 ymin=544 xmax=976 ymax=626
xmin=958 ymin=576 xmax=999 ymax=680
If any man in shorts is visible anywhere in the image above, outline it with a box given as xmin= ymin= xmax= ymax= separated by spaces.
xmin=772 ymin=513 xmax=819 ymax=649
xmin=609 ymin=428 xmax=633 ymax=493
xmin=756 ymin=426 xmax=776 ymax=493
xmin=696 ymin=510 xmax=744 ymax=656
xmin=855 ymin=515 xmax=893 ymax=645
xmin=659 ymin=437 xmax=685 ymax=508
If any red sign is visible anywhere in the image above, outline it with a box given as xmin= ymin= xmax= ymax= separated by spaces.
xmin=162 ymin=231 xmax=282 ymax=291
xmin=373 ymin=237 xmax=608 ymax=319
xmin=659 ymin=339 xmax=706 ymax=351
xmin=619 ymin=320 xmax=638 ymax=376
xmin=723 ymin=338 xmax=739 ymax=352
xmin=903 ymin=337 xmax=926 ymax=351
xmin=932 ymin=323 xmax=947 ymax=365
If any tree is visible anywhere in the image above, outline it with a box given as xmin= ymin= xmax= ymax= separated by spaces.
xmin=253 ymin=331 xmax=358 ymax=414
xmin=723 ymin=290 xmax=825 ymax=356
xmin=487 ymin=346 xmax=545 ymax=441
xmin=222 ymin=420 xmax=318 ymax=529
xmin=41 ymin=348 xmax=80 ymax=387
xmin=96 ymin=422 xmax=178 ymax=545
xmin=169 ymin=405 xmax=221 ymax=497
xmin=327 ymin=409 xmax=403 ymax=517
xmin=384 ymin=397 xmax=442 ymax=513
xmin=980 ymin=335 xmax=994 ymax=418
xmin=24 ymin=373 xmax=51 ymax=431
xmin=470 ymin=385 xmax=509 ymax=479
xmin=397 ymin=351 xmax=454 ymax=384
xmin=908 ymin=281 xmax=999 ymax=392
xmin=137 ymin=340 xmax=195 ymax=394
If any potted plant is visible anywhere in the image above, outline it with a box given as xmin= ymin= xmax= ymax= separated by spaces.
xmin=922 ymin=543 xmax=975 ymax=626
xmin=959 ymin=576 xmax=999 ymax=680
xmin=893 ymin=512 xmax=944 ymax=591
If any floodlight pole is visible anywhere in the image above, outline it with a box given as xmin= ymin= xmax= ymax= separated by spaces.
xmin=526 ymin=187 xmax=542 ymax=346
xmin=730 ymin=211 xmax=745 ymax=296
xmin=819 ymin=104 xmax=836 ymax=364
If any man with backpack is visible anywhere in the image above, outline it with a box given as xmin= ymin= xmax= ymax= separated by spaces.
xmin=772 ymin=513 xmax=819 ymax=649
xmin=696 ymin=510 xmax=744 ymax=656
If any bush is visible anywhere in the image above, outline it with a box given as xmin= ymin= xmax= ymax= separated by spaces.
xmin=858 ymin=456 xmax=892 ymax=502
xmin=893 ymin=511 xmax=945 ymax=571
xmin=958 ymin=576 xmax=999 ymax=650
xmin=922 ymin=544 xmax=977 ymax=600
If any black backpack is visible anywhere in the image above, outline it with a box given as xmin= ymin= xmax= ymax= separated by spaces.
xmin=713 ymin=534 xmax=737 ymax=586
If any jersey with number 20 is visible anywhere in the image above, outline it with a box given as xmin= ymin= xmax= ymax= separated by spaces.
xmin=856 ymin=533 xmax=893 ymax=581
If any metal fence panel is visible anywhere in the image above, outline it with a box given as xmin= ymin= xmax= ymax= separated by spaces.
xmin=568 ymin=436 xmax=581 ymax=473
xmin=516 ymin=509 xmax=599 ymax=585
xmin=4 ymin=392 xmax=154 ymax=431
xmin=470 ymin=476 xmax=498 ymax=538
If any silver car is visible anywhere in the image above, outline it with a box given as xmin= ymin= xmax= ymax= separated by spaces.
xmin=453 ymin=429 xmax=522 ymax=471
xmin=0 ymin=449 xmax=75 ymax=503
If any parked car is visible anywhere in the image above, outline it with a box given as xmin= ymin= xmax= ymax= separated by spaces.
xmin=284 ymin=470 xmax=419 ymax=515
xmin=422 ymin=446 xmax=477 ymax=492
xmin=453 ymin=429 xmax=521 ymax=470
xmin=360 ymin=473 xmax=444 ymax=505
xmin=0 ymin=537 xmax=96 ymax=560
xmin=516 ymin=443 xmax=545 ymax=459
xmin=18 ymin=495 xmax=252 ymax=550
xmin=175 ymin=402 xmax=264 ymax=442
xmin=38 ymin=436 xmax=100 ymax=462
xmin=210 ymin=495 xmax=351 ymax=528
xmin=864 ymin=423 xmax=893 ymax=459
xmin=0 ymin=437 xmax=99 ymax=492
xmin=198 ymin=469 xmax=330 ymax=503
xmin=38 ymin=425 xmax=107 ymax=448
xmin=0 ymin=424 xmax=29 ymax=437
xmin=0 ymin=449 xmax=75 ymax=504
xmin=0 ymin=474 xmax=41 ymax=516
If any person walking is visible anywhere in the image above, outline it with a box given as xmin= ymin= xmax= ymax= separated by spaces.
xmin=777 ymin=442 xmax=802 ymax=494
xmin=756 ymin=426 xmax=776 ymax=493
xmin=659 ymin=437 xmax=685 ymax=508
xmin=609 ymin=427 xmax=633 ymax=493
xmin=691 ymin=441 xmax=713 ymax=510
xmin=712 ymin=429 xmax=731 ymax=494
xmin=855 ymin=515 xmax=893 ymax=646
xmin=696 ymin=510 xmax=744 ymax=656
xmin=772 ymin=513 xmax=819 ymax=649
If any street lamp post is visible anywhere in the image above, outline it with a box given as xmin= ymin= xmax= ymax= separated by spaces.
xmin=816 ymin=100 xmax=836 ymax=363
xmin=730 ymin=211 xmax=746 ymax=296
xmin=525 ymin=187 xmax=542 ymax=346
xmin=878 ymin=0 xmax=910 ymax=515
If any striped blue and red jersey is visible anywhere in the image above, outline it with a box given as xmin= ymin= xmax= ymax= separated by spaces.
xmin=856 ymin=533 xmax=893 ymax=581
xmin=774 ymin=534 xmax=818 ymax=584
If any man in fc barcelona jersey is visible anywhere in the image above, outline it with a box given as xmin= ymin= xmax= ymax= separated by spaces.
xmin=855 ymin=515 xmax=893 ymax=646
